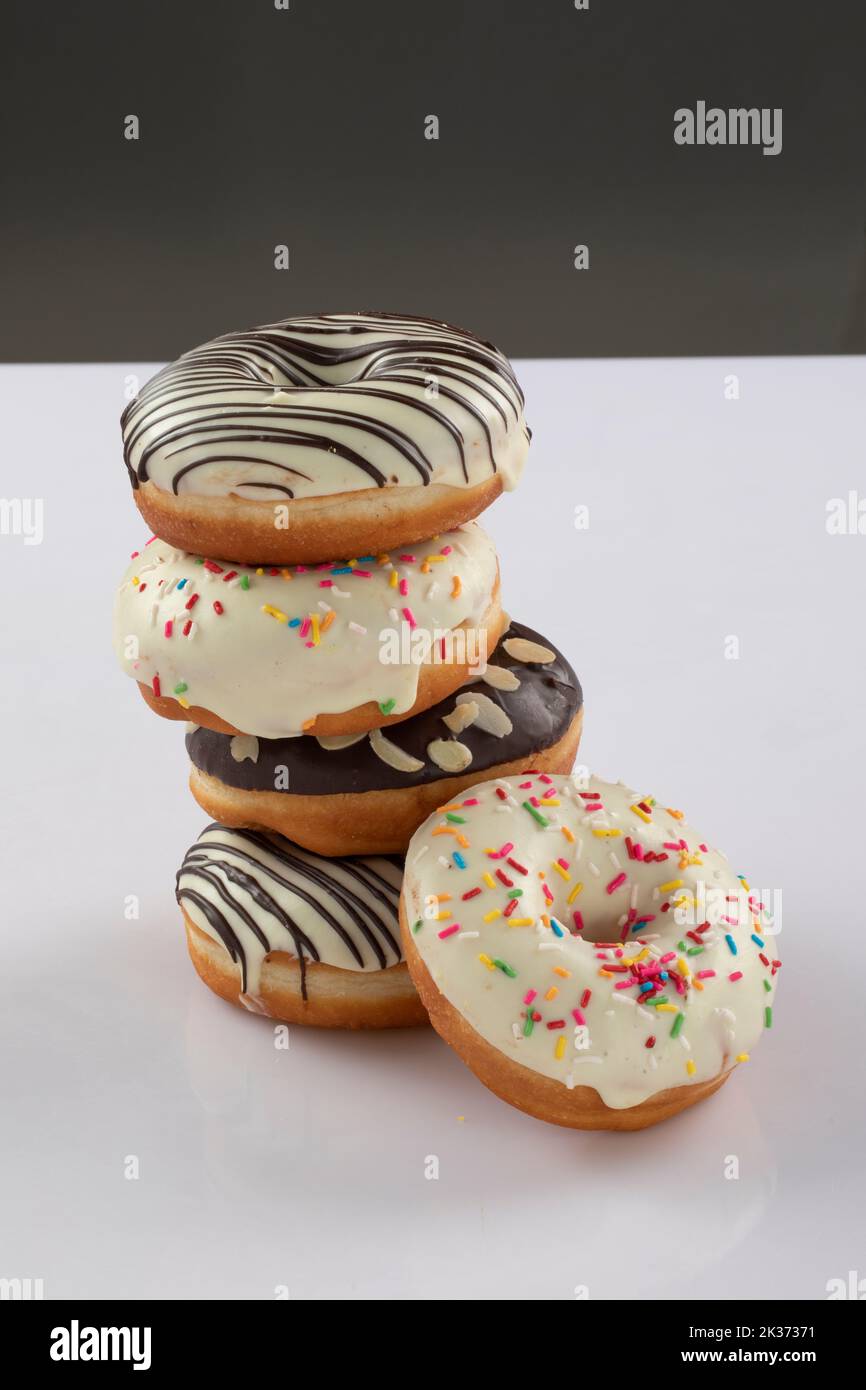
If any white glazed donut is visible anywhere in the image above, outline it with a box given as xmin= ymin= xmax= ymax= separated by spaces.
xmin=400 ymin=773 xmax=780 ymax=1130
xmin=122 ymin=312 xmax=530 ymax=563
xmin=113 ymin=522 xmax=503 ymax=738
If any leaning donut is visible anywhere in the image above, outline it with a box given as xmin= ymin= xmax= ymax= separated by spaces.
xmin=177 ymin=823 xmax=426 ymax=1028
xmin=122 ymin=312 xmax=529 ymax=564
xmin=113 ymin=523 xmax=502 ymax=738
xmin=186 ymin=622 xmax=584 ymax=855
xmin=400 ymin=773 xmax=780 ymax=1130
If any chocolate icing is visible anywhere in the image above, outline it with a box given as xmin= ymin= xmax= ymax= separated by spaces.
xmin=185 ymin=621 xmax=582 ymax=796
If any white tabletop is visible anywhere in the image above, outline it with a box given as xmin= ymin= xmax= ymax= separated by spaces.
xmin=1 ymin=357 xmax=862 ymax=1300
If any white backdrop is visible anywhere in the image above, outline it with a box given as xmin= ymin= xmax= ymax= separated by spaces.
xmin=1 ymin=357 xmax=862 ymax=1299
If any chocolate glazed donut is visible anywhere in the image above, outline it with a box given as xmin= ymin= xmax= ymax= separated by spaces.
xmin=186 ymin=622 xmax=585 ymax=855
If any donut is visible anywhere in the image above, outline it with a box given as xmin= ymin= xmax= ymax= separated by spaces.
xmin=185 ymin=622 xmax=584 ymax=855
xmin=121 ymin=312 xmax=529 ymax=564
xmin=177 ymin=822 xmax=427 ymax=1029
xmin=400 ymin=774 xmax=780 ymax=1130
xmin=114 ymin=522 xmax=503 ymax=738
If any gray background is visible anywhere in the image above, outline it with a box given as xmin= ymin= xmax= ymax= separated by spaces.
xmin=4 ymin=0 xmax=866 ymax=360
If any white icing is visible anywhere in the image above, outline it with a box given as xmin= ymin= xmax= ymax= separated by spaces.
xmin=114 ymin=524 xmax=498 ymax=737
xmin=403 ymin=775 xmax=778 ymax=1110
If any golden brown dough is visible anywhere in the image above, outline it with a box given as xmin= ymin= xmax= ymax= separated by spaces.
xmin=134 ymin=476 xmax=504 ymax=566
xmin=185 ymin=915 xmax=428 ymax=1030
xmin=400 ymin=905 xmax=731 ymax=1130
xmin=188 ymin=711 xmax=584 ymax=855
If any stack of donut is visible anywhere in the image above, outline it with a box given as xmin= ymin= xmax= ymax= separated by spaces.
xmin=114 ymin=311 xmax=778 ymax=1130
xmin=113 ymin=313 xmax=581 ymax=1026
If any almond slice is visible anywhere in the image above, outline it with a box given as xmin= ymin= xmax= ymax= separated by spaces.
xmin=456 ymin=691 xmax=513 ymax=737
xmin=316 ymin=733 xmax=366 ymax=751
xmin=369 ymin=727 xmax=425 ymax=773
xmin=502 ymin=637 xmax=556 ymax=664
xmin=427 ymin=738 xmax=473 ymax=772
xmin=443 ymin=700 xmax=479 ymax=733
xmin=482 ymin=664 xmax=521 ymax=692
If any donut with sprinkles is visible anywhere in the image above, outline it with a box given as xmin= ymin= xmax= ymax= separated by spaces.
xmin=400 ymin=772 xmax=779 ymax=1130
xmin=113 ymin=522 xmax=503 ymax=738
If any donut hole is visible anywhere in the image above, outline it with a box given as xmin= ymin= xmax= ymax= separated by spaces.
xmin=540 ymin=872 xmax=665 ymax=949
xmin=576 ymin=917 xmax=638 ymax=946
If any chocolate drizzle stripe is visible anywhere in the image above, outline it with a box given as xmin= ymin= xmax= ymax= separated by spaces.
xmin=122 ymin=312 xmax=526 ymax=493
xmin=176 ymin=825 xmax=405 ymax=999
xmin=159 ymin=412 xmax=431 ymax=486
xmin=379 ymin=374 xmax=493 ymax=474
xmin=234 ymin=828 xmax=400 ymax=965
xmin=379 ymin=359 xmax=512 ymax=429
xmin=185 ymin=838 xmax=367 ymax=967
xmin=168 ymin=437 xmax=388 ymax=494
xmin=131 ymin=392 xmax=468 ymax=486
xmin=178 ymin=888 xmax=247 ymax=977
xmin=178 ymin=855 xmax=321 ymax=998
xmin=180 ymin=861 xmax=273 ymax=954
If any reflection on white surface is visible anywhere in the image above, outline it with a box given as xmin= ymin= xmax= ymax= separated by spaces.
xmin=183 ymin=981 xmax=776 ymax=1299
xmin=1 ymin=360 xmax=864 ymax=1299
